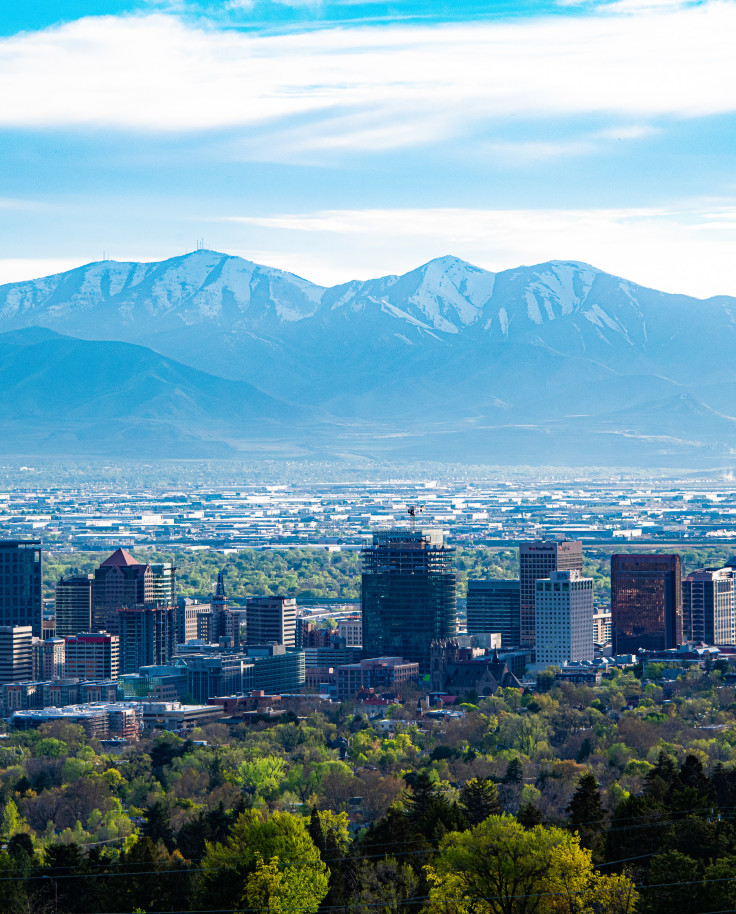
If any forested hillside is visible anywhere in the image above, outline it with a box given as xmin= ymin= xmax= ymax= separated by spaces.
xmin=5 ymin=666 xmax=736 ymax=911
xmin=45 ymin=545 xmax=736 ymax=604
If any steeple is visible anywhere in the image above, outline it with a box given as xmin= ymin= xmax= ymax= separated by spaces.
xmin=215 ymin=571 xmax=226 ymax=598
xmin=211 ymin=570 xmax=228 ymax=612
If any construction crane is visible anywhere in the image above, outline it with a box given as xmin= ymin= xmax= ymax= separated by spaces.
xmin=407 ymin=504 xmax=424 ymax=529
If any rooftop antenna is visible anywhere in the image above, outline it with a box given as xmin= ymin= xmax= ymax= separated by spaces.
xmin=407 ymin=504 xmax=424 ymax=529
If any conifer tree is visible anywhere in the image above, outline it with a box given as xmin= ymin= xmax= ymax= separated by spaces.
xmin=460 ymin=778 xmax=502 ymax=826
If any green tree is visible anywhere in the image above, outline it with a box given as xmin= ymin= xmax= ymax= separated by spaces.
xmin=566 ymin=772 xmax=606 ymax=857
xmin=425 ymin=814 xmax=638 ymax=914
xmin=198 ymin=810 xmax=329 ymax=913
xmin=645 ymin=850 xmax=699 ymax=914
xmin=460 ymin=777 xmax=502 ymax=826
xmin=350 ymin=857 xmax=419 ymax=914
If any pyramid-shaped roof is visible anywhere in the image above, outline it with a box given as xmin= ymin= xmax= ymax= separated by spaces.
xmin=100 ymin=547 xmax=141 ymax=567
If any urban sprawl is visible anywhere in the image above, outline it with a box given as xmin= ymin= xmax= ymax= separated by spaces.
xmin=1 ymin=475 xmax=735 ymax=739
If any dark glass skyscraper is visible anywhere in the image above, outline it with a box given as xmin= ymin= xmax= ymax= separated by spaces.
xmin=612 ymin=553 xmax=682 ymax=653
xmin=0 ymin=540 xmax=42 ymax=637
xmin=361 ymin=529 xmax=457 ymax=672
xmin=55 ymin=574 xmax=93 ymax=638
xmin=467 ymin=580 xmax=520 ymax=648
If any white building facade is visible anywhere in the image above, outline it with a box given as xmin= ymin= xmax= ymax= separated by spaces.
xmin=535 ymin=570 xmax=594 ymax=667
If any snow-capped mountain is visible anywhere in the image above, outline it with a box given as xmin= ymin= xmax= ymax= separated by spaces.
xmin=2 ymin=251 xmax=736 ymax=464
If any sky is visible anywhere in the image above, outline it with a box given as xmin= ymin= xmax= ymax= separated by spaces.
xmin=2 ymin=0 xmax=736 ymax=296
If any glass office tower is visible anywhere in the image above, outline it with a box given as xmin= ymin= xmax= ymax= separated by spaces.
xmin=0 ymin=540 xmax=42 ymax=637
xmin=611 ymin=553 xmax=682 ymax=653
xmin=362 ymin=529 xmax=456 ymax=672
xmin=467 ymin=579 xmax=520 ymax=648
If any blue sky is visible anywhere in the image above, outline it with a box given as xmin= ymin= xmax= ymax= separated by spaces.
xmin=2 ymin=0 xmax=736 ymax=295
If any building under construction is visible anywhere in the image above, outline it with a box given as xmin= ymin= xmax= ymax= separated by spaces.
xmin=361 ymin=529 xmax=457 ymax=673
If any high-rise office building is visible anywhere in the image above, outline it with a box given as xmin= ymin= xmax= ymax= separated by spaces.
xmin=246 ymin=596 xmax=297 ymax=648
xmin=92 ymin=548 xmax=154 ymax=635
xmin=593 ymin=609 xmax=613 ymax=645
xmin=150 ymin=562 xmax=176 ymax=607
xmin=611 ymin=553 xmax=683 ymax=654
xmin=0 ymin=540 xmax=42 ymax=637
xmin=55 ymin=575 xmax=93 ymax=638
xmin=118 ymin=605 xmax=176 ymax=674
xmin=519 ymin=540 xmax=582 ymax=649
xmin=65 ymin=633 xmax=119 ymax=680
xmin=467 ymin=580 xmax=520 ymax=648
xmin=535 ymin=570 xmax=594 ymax=667
xmin=0 ymin=626 xmax=33 ymax=683
xmin=33 ymin=637 xmax=66 ymax=680
xmin=361 ymin=529 xmax=457 ymax=672
xmin=682 ymin=564 xmax=736 ymax=645
xmin=175 ymin=598 xmax=208 ymax=645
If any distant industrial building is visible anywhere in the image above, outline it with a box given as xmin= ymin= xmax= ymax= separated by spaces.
xmin=361 ymin=529 xmax=457 ymax=672
xmin=535 ymin=570 xmax=594 ymax=667
xmin=55 ymin=575 xmax=93 ymax=638
xmin=612 ymin=553 xmax=682 ymax=653
xmin=466 ymin=580 xmax=520 ymax=648
xmin=0 ymin=540 xmax=42 ymax=637
xmin=519 ymin=540 xmax=582 ymax=650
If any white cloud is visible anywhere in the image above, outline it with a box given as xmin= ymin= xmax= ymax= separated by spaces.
xmin=0 ymin=3 xmax=734 ymax=148
xmin=220 ymin=203 xmax=736 ymax=297
xmin=0 ymin=259 xmax=86 ymax=286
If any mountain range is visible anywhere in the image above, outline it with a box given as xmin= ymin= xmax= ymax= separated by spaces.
xmin=2 ymin=250 xmax=736 ymax=466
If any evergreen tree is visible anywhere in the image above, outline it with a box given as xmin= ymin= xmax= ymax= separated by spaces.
xmin=517 ymin=802 xmax=543 ymax=829
xmin=504 ymin=757 xmax=524 ymax=784
xmin=566 ymin=772 xmax=606 ymax=857
xmin=143 ymin=800 xmax=175 ymax=851
xmin=309 ymin=807 xmax=327 ymax=855
xmin=460 ymin=778 xmax=502 ymax=826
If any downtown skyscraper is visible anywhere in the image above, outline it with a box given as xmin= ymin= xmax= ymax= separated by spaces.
xmin=361 ymin=529 xmax=456 ymax=672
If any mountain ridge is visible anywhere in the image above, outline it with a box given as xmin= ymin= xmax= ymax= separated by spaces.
xmin=1 ymin=252 xmax=735 ymax=465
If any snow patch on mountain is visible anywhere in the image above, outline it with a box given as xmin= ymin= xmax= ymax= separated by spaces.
xmin=525 ymin=290 xmax=544 ymax=325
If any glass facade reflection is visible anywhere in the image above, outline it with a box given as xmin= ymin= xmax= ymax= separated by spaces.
xmin=362 ymin=529 xmax=457 ymax=672
xmin=611 ymin=554 xmax=682 ymax=653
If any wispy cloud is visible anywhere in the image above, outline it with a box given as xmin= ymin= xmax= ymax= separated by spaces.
xmin=0 ymin=2 xmax=734 ymax=150
xmin=219 ymin=202 xmax=736 ymax=297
